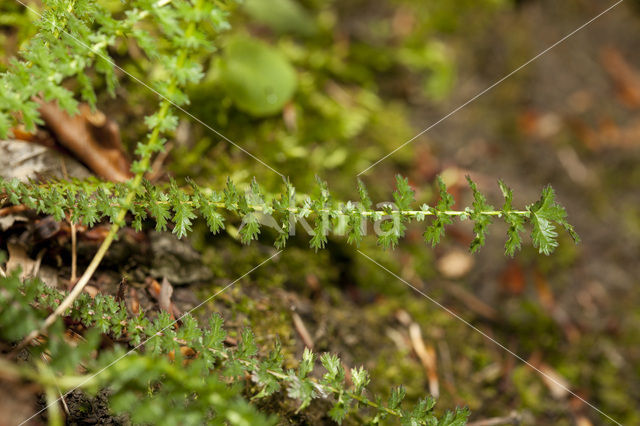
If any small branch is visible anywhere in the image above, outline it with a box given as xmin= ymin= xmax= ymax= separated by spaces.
xmin=292 ymin=311 xmax=314 ymax=350
xmin=409 ymin=322 xmax=439 ymax=398
xmin=70 ymin=221 xmax=77 ymax=284
xmin=467 ymin=412 xmax=521 ymax=426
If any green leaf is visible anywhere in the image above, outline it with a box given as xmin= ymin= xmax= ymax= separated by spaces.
xmin=287 ymin=375 xmax=316 ymax=411
xmin=350 ymin=366 xmax=370 ymax=395
xmin=189 ymin=179 xmax=225 ymax=235
xmin=320 ymin=353 xmax=345 ymax=386
xmin=424 ymin=176 xmax=455 ymax=247
xmin=310 ymin=177 xmax=331 ymax=251
xmin=466 ymin=176 xmax=494 ymax=253
xmin=357 ymin=179 xmax=373 ymax=210
xmin=437 ymin=406 xmax=471 ymax=426
xmin=145 ymin=181 xmax=171 ymax=232
xmin=528 ymin=186 xmax=577 ymax=255
xmin=219 ymin=36 xmax=297 ymax=116
xmin=393 ymin=175 xmax=415 ymax=211
xmin=239 ymin=213 xmax=261 ymax=244
xmin=238 ymin=328 xmax=258 ymax=357
xmin=243 ymin=0 xmax=317 ymax=36
xmin=203 ymin=313 xmax=227 ymax=354
xmin=298 ymin=347 xmax=315 ymax=378
xmin=388 ymin=386 xmax=406 ymax=410
xmin=328 ymin=396 xmax=350 ymax=424
xmin=499 ymin=180 xmax=525 ymax=256
xmin=169 ymin=179 xmax=196 ymax=238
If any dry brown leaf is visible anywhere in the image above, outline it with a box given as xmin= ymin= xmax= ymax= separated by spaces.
xmin=147 ymin=276 xmax=181 ymax=319
xmin=5 ymin=243 xmax=58 ymax=288
xmin=37 ymin=100 xmax=132 ymax=182
xmin=83 ymin=285 xmax=99 ymax=298
xmin=538 ymin=363 xmax=570 ymax=400
xmin=575 ymin=417 xmax=593 ymax=426
xmin=159 ymin=277 xmax=174 ymax=315
xmin=534 ymin=270 xmax=555 ymax=311
xmin=0 ymin=139 xmax=91 ymax=182
xmin=5 ymin=243 xmax=35 ymax=281
xmin=500 ymin=260 xmax=525 ymax=295
xmin=600 ymin=46 xmax=640 ymax=109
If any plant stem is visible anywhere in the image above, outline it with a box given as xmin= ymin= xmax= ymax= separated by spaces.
xmin=14 ymin=8 xmax=200 ymax=351
xmin=70 ymin=221 xmax=77 ymax=283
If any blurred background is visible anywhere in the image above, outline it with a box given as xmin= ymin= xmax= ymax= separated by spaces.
xmin=3 ymin=0 xmax=639 ymax=424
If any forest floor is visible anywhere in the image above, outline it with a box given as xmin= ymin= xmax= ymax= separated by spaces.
xmin=2 ymin=0 xmax=639 ymax=425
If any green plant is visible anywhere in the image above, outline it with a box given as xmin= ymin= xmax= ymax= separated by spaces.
xmin=1 ymin=174 xmax=577 ymax=255
xmin=0 ymin=0 xmax=577 ymax=424
xmin=0 ymin=269 xmax=470 ymax=425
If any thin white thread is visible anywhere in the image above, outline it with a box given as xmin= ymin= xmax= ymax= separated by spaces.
xmin=358 ymin=0 xmax=624 ymax=176
xmin=12 ymin=0 xmax=284 ymax=177
xmin=18 ymin=250 xmax=282 ymax=425
xmin=357 ymin=249 xmax=622 ymax=426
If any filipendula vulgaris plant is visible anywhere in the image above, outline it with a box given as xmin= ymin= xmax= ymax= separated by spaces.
xmin=0 ymin=266 xmax=472 ymax=425
xmin=0 ymin=0 xmax=577 ymax=424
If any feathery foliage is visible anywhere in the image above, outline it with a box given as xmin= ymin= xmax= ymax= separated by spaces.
xmin=0 ymin=270 xmax=469 ymax=425
xmin=1 ymin=174 xmax=578 ymax=255
xmin=0 ymin=0 xmax=579 ymax=424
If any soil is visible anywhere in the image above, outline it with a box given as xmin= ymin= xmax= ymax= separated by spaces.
xmin=2 ymin=0 xmax=639 ymax=425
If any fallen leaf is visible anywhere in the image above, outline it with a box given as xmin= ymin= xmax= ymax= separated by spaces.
xmin=437 ymin=249 xmax=473 ymax=279
xmin=575 ymin=417 xmax=593 ymax=426
xmin=5 ymin=243 xmax=58 ymax=288
xmin=0 ymin=139 xmax=91 ymax=182
xmin=0 ymin=205 xmax=29 ymax=231
xmin=83 ymin=285 xmax=99 ymax=298
xmin=6 ymin=243 xmax=36 ymax=281
xmin=159 ymin=277 xmax=174 ymax=314
xmin=600 ymin=46 xmax=640 ymax=109
xmin=500 ymin=260 xmax=525 ymax=295
xmin=147 ymin=276 xmax=180 ymax=319
xmin=538 ymin=363 xmax=570 ymax=400
xmin=534 ymin=270 xmax=555 ymax=311
xmin=37 ymin=100 xmax=132 ymax=182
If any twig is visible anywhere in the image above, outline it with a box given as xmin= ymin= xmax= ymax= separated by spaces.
xmin=467 ymin=412 xmax=521 ymax=426
xmin=33 ymin=248 xmax=46 ymax=278
xmin=40 ymin=353 xmax=70 ymax=416
xmin=292 ymin=311 xmax=314 ymax=350
xmin=444 ymin=281 xmax=498 ymax=321
xmin=147 ymin=141 xmax=173 ymax=182
xmin=70 ymin=222 xmax=77 ymax=283
xmin=11 ymin=223 xmax=119 ymax=355
xmin=408 ymin=322 xmax=439 ymax=397
xmin=62 ymin=160 xmax=78 ymax=285
xmin=0 ymin=205 xmax=29 ymax=216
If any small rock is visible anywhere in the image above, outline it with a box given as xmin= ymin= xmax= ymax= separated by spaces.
xmin=437 ymin=249 xmax=474 ymax=279
xmin=149 ymin=232 xmax=213 ymax=285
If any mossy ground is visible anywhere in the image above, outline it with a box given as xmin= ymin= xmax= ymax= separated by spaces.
xmin=2 ymin=0 xmax=639 ymax=424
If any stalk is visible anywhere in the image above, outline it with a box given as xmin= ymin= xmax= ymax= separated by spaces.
xmin=14 ymin=6 xmax=200 ymax=352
